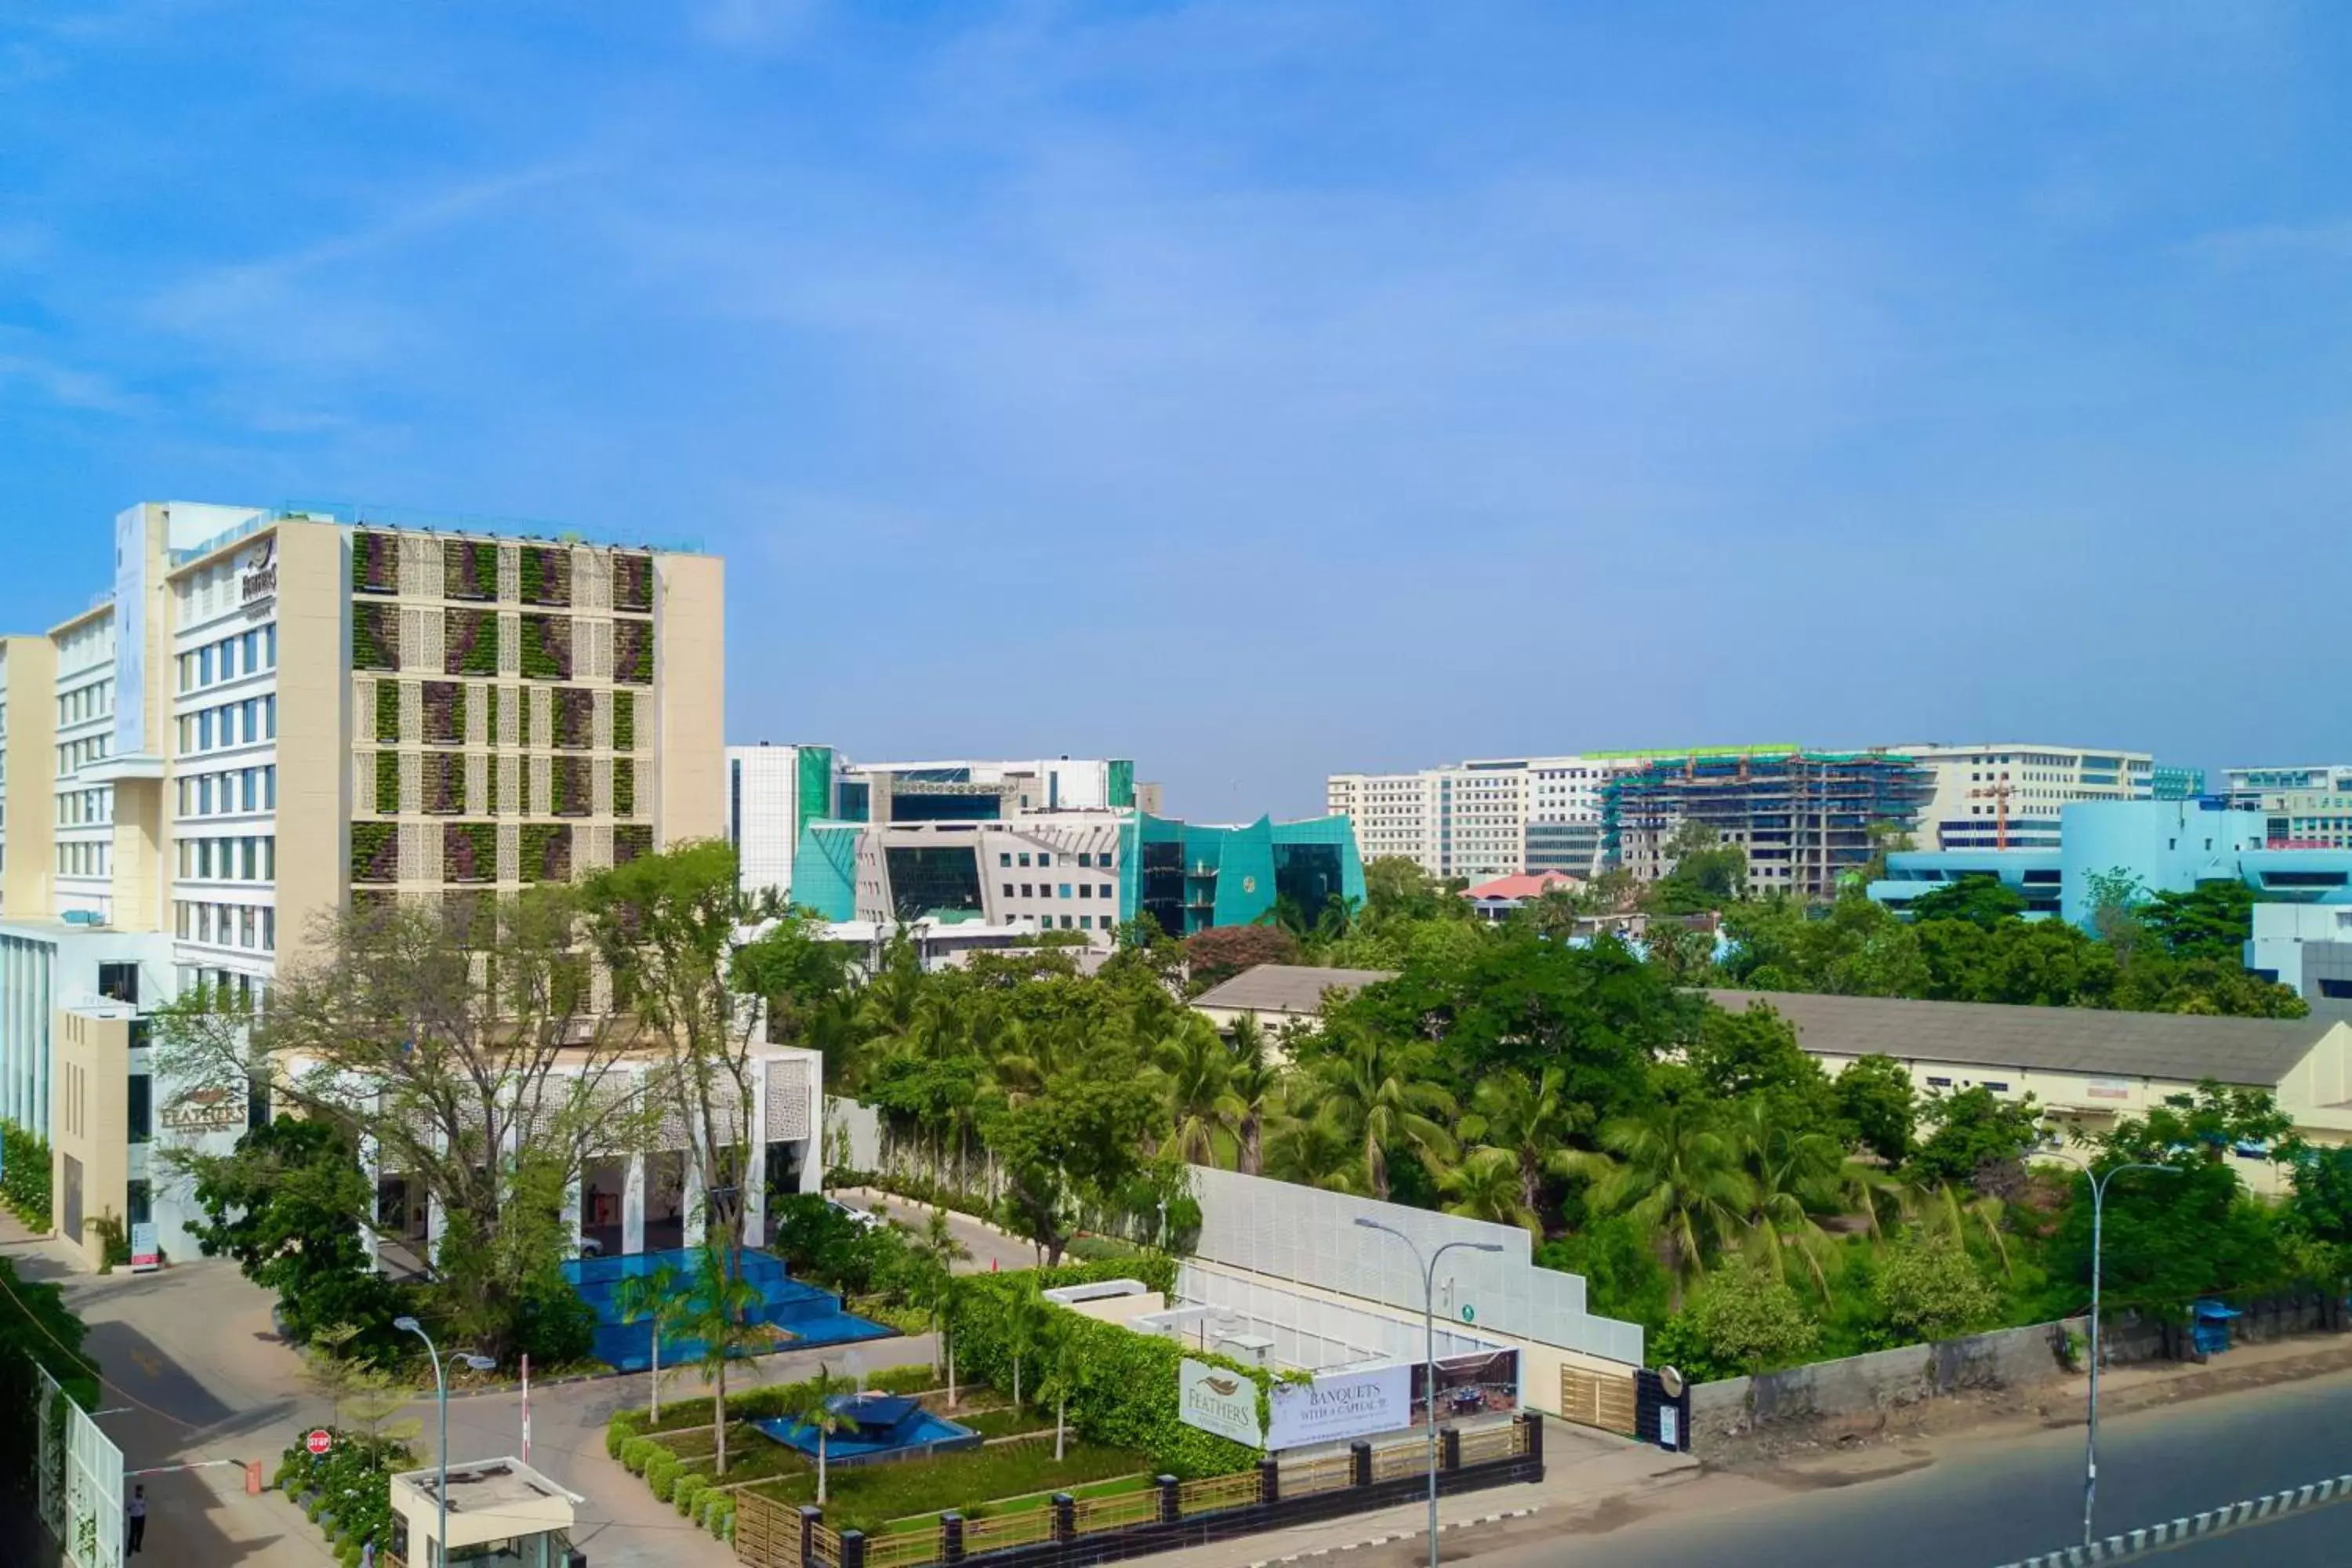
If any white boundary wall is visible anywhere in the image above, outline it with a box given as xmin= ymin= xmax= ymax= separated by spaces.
xmin=1186 ymin=1166 xmax=1643 ymax=1413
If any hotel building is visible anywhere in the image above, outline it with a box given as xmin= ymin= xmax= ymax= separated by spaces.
xmin=0 ymin=502 xmax=728 ymax=1267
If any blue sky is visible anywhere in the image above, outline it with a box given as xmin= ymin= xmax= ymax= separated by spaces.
xmin=2 ymin=2 xmax=2346 ymax=818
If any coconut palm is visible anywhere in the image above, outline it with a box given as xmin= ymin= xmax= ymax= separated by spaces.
xmin=1154 ymin=1016 xmax=1246 ymax=1166
xmin=1001 ymin=1288 xmax=1054 ymax=1408
xmin=909 ymin=1208 xmax=971 ymax=1381
xmin=611 ymin=1260 xmax=685 ymax=1421
xmin=1260 ymin=1107 xmax=1368 ymax=1195
xmin=1303 ymin=1028 xmax=1457 ymax=1201
xmin=1225 ymin=1017 xmax=1280 ymax=1175
xmin=789 ymin=1363 xmax=851 ymax=1504
xmin=1459 ymin=1065 xmax=1584 ymax=1218
xmin=1437 ymin=1147 xmax=1540 ymax=1235
xmin=1908 ymin=1181 xmax=2013 ymax=1275
xmin=1727 ymin=1099 xmax=1843 ymax=1301
xmin=1568 ymin=1101 xmax=1754 ymax=1311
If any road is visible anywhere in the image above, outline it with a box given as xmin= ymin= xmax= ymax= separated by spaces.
xmin=1482 ymin=1367 xmax=2352 ymax=1568
xmin=833 ymin=1185 xmax=1043 ymax=1272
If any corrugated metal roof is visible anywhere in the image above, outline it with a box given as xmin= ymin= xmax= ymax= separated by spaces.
xmin=1704 ymin=988 xmax=2343 ymax=1087
xmin=1193 ymin=964 xmax=1397 ymax=1014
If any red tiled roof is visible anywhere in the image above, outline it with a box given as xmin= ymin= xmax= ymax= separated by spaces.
xmin=1461 ymin=872 xmax=1582 ymax=902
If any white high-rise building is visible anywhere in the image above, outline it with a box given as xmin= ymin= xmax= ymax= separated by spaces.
xmin=1327 ymin=754 xmax=1661 ymax=881
xmin=1893 ymin=743 xmax=2154 ymax=852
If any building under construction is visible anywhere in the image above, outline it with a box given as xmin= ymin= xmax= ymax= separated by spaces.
xmin=1604 ymin=750 xmax=1931 ymax=901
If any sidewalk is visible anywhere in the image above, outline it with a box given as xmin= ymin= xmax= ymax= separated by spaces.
xmin=1145 ymin=1427 xmax=1700 ymax=1568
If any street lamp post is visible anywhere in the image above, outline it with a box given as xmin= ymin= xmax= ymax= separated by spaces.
xmin=1356 ymin=1218 xmax=1504 ymax=1568
xmin=394 ymin=1316 xmax=498 ymax=1568
xmin=2046 ymin=1156 xmax=2174 ymax=1548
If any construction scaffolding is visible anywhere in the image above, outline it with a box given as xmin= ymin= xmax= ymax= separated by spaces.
xmin=1602 ymin=750 xmax=1929 ymax=901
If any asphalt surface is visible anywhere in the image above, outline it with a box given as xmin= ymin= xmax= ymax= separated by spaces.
xmin=1497 ymin=1367 xmax=2352 ymax=1568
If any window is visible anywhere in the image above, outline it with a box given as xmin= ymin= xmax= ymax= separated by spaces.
xmin=263 ymin=909 xmax=276 ymax=951
xmin=1077 ymin=852 xmax=1091 ymax=868
xmin=198 ymin=710 xmax=213 ymax=750
xmin=1038 ymin=853 xmax=1052 ymax=869
xmin=1926 ymin=1076 xmax=1952 ymax=1088
xmin=1060 ymin=915 xmax=1073 ymax=929
xmin=1020 ymin=884 xmax=1033 ymax=898
xmin=1078 ymin=884 xmax=1092 ymax=898
xmin=1983 ymin=1081 xmax=2010 ymax=1094
xmin=1018 ymin=853 xmax=1030 ymax=868
xmin=200 ymin=646 xmax=214 ymax=684
xmin=265 ymin=625 xmax=277 ymax=666
xmin=1079 ymin=915 xmax=1094 ymax=930
xmin=128 ymin=1074 xmax=152 ymax=1145
xmin=999 ymin=853 xmax=1011 ymax=867
xmin=1003 ymin=884 xmax=1014 ymax=898
xmin=1058 ymin=884 xmax=1071 ymax=898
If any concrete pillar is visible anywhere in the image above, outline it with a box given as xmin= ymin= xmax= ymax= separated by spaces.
xmin=426 ymin=1193 xmax=445 ymax=1260
xmin=563 ymin=1174 xmax=583 ymax=1255
xmin=622 ymin=1152 xmax=645 ymax=1257
xmin=745 ymin=1059 xmax=768 ymax=1250
xmin=683 ymin=1151 xmax=708 ymax=1250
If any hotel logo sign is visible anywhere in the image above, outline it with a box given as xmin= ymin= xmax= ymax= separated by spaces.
xmin=1178 ymin=1359 xmax=1264 ymax=1448
xmin=241 ymin=537 xmax=278 ymax=605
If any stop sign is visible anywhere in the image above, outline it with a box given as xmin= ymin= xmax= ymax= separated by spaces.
xmin=305 ymin=1429 xmax=332 ymax=1457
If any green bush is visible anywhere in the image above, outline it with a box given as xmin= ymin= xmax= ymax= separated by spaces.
xmin=705 ymin=1494 xmax=735 ymax=1540
xmin=621 ymin=1435 xmax=656 ymax=1475
xmin=607 ymin=1409 xmax=645 ymax=1460
xmin=946 ymin=1260 xmax=1254 ymax=1479
xmin=0 ymin=1123 xmax=54 ymax=1229
xmin=276 ymin=1428 xmax=412 ymax=1559
xmin=612 ymin=690 xmax=635 ymax=750
xmin=673 ymin=1471 xmax=707 ymax=1518
xmin=645 ymin=1450 xmax=680 ymax=1502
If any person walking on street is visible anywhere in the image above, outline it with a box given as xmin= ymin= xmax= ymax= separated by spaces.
xmin=125 ymin=1485 xmax=147 ymax=1555
xmin=360 ymin=1541 xmax=375 ymax=1568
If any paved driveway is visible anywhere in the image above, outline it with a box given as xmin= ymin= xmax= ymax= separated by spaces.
xmin=9 ymin=1210 xmax=938 ymax=1568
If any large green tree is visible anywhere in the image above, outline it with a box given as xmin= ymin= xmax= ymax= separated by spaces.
xmin=1570 ymin=1102 xmax=1754 ymax=1310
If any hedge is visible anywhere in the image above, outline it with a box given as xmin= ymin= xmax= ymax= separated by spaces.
xmin=1 ymin=1123 xmax=53 ymax=1229
xmin=423 ymin=680 xmax=464 ymax=744
xmin=620 ymin=1434 xmax=657 ymax=1475
xmin=612 ymin=690 xmax=635 ymax=751
xmin=520 ymin=545 xmax=572 ymax=607
xmin=352 ymin=532 xmax=398 ymax=593
xmin=423 ymin=753 xmax=463 ymax=815
xmin=673 ymin=1472 xmax=709 ymax=1518
xmin=445 ymin=540 xmax=499 ymax=602
xmin=614 ymin=759 xmax=635 ymax=818
xmin=608 ymin=1409 xmax=646 ymax=1460
xmin=519 ymin=615 xmax=571 ymax=681
xmin=374 ymin=681 xmax=400 ymax=743
xmin=551 ymin=757 xmax=590 ymax=818
xmin=444 ymin=822 xmax=497 ymax=884
xmin=519 ymin=824 xmax=572 ymax=883
xmin=946 ymin=1259 xmax=1261 ymax=1479
xmin=615 ymin=824 xmax=652 ymax=865
xmin=485 ymin=684 xmax=502 ymax=747
xmin=646 ymin=1450 xmax=681 ymax=1503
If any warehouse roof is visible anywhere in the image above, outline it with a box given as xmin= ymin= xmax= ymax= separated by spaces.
xmin=1193 ymin=964 xmax=1397 ymax=1015
xmin=1703 ymin=989 xmax=2343 ymax=1087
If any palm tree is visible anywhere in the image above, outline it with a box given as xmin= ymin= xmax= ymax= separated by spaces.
xmin=1001 ymin=1288 xmax=1054 ymax=1408
xmin=1438 ymin=1147 xmax=1539 ymax=1235
xmin=684 ymin=1240 xmax=769 ymax=1479
xmin=1260 ymin=1108 xmax=1367 ymax=1195
xmin=910 ymin=1208 xmax=971 ymax=1381
xmin=1569 ymin=1102 xmax=1754 ymax=1311
xmin=1154 ymin=1017 xmax=1245 ymax=1166
xmin=1304 ymin=1028 xmax=1457 ymax=1201
xmin=1227 ymin=1017 xmax=1280 ymax=1175
xmin=612 ymin=1261 xmax=684 ymax=1421
xmin=1459 ymin=1066 xmax=1583 ymax=1218
xmin=1908 ymin=1180 xmax=2013 ymax=1275
xmin=1727 ymin=1100 xmax=1842 ymax=1301
xmin=789 ymin=1363 xmax=851 ymax=1505
xmin=1035 ymin=1327 xmax=1087 ymax=1462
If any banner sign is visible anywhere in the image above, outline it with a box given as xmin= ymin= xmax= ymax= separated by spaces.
xmin=1178 ymin=1359 xmax=1264 ymax=1448
xmin=130 ymin=1223 xmax=159 ymax=1272
xmin=1267 ymin=1363 xmax=1412 ymax=1450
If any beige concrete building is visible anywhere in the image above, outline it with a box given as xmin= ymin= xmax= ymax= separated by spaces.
xmin=0 ymin=502 xmax=724 ymax=1269
xmin=1707 ymin=988 xmax=2352 ymax=1195
xmin=1190 ymin=963 xmax=1395 ymax=1047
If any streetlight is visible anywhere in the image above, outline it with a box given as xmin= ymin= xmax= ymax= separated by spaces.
xmin=1355 ymin=1218 xmax=1504 ymax=1568
xmin=394 ymin=1316 xmax=498 ymax=1568
xmin=2044 ymin=1154 xmax=2174 ymax=1548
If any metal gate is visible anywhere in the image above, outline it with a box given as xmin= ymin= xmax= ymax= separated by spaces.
xmin=1559 ymin=1366 xmax=1639 ymax=1436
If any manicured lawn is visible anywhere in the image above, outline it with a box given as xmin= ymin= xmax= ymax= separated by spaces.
xmin=739 ymin=1437 xmax=1154 ymax=1534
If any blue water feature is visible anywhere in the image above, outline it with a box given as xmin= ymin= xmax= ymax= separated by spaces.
xmin=753 ymin=1392 xmax=982 ymax=1467
xmin=562 ymin=1247 xmax=893 ymax=1374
